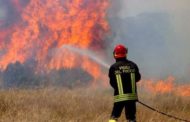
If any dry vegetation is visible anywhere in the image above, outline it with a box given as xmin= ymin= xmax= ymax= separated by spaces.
xmin=0 ymin=87 xmax=189 ymax=122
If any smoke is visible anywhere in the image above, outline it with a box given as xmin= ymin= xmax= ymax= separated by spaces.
xmin=109 ymin=0 xmax=190 ymax=81
xmin=2 ymin=61 xmax=93 ymax=88
xmin=0 ymin=0 xmax=23 ymax=28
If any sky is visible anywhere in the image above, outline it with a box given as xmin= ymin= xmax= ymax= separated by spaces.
xmin=109 ymin=0 xmax=190 ymax=80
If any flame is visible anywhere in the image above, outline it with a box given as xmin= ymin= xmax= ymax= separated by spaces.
xmin=140 ymin=76 xmax=190 ymax=97
xmin=0 ymin=0 xmax=109 ymax=79
xmin=2 ymin=0 xmax=189 ymax=96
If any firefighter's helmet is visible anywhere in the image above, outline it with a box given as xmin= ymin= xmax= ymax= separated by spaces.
xmin=113 ymin=44 xmax=128 ymax=59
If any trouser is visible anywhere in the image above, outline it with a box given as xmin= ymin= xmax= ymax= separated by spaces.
xmin=110 ymin=100 xmax=136 ymax=121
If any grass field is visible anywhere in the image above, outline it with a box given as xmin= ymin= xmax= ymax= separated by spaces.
xmin=0 ymin=87 xmax=189 ymax=122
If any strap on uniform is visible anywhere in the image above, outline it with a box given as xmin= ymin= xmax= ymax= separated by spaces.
xmin=116 ymin=74 xmax=123 ymax=94
xmin=114 ymin=94 xmax=137 ymax=102
xmin=130 ymin=73 xmax=136 ymax=94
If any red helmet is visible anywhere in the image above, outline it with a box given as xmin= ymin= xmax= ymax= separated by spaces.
xmin=113 ymin=44 xmax=128 ymax=59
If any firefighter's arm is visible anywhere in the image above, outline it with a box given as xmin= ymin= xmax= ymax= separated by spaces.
xmin=109 ymin=67 xmax=115 ymax=88
xmin=135 ymin=65 xmax=141 ymax=82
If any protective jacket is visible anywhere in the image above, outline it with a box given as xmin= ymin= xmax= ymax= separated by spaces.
xmin=109 ymin=58 xmax=141 ymax=102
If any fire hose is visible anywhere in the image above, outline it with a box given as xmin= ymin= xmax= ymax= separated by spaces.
xmin=137 ymin=100 xmax=190 ymax=122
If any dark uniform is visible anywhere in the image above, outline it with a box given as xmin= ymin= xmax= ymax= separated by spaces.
xmin=109 ymin=57 xmax=141 ymax=121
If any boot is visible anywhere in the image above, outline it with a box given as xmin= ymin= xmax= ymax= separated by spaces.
xmin=109 ymin=119 xmax=117 ymax=122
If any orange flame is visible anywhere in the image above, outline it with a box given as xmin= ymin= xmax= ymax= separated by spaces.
xmin=0 ymin=0 xmax=109 ymax=79
xmin=140 ymin=76 xmax=190 ymax=97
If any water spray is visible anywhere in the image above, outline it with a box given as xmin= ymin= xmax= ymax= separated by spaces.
xmin=59 ymin=45 xmax=110 ymax=69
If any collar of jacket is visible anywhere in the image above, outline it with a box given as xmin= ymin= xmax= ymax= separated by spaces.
xmin=115 ymin=57 xmax=127 ymax=62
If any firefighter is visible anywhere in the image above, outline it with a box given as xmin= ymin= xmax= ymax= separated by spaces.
xmin=108 ymin=44 xmax=141 ymax=122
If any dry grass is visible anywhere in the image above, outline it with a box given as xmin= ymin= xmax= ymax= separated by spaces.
xmin=0 ymin=87 xmax=189 ymax=122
